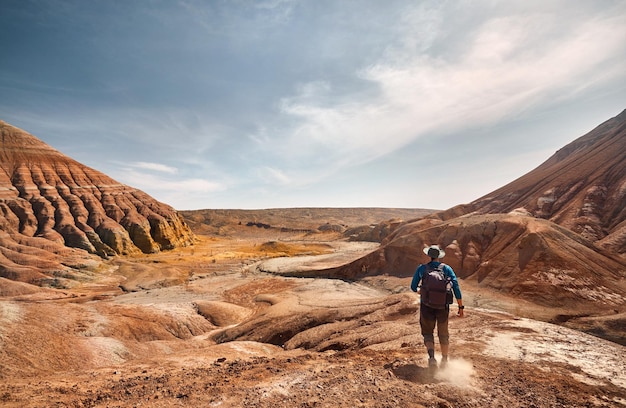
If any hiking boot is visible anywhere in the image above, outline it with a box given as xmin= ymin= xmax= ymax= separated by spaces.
xmin=440 ymin=358 xmax=448 ymax=368
xmin=428 ymin=357 xmax=437 ymax=368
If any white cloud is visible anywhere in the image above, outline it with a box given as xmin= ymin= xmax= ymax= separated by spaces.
xmin=273 ymin=3 xmax=626 ymax=182
xmin=3 ymin=1 xmax=625 ymax=210
xmin=130 ymin=162 xmax=178 ymax=174
xmin=113 ymin=168 xmax=223 ymax=194
xmin=255 ymin=0 xmax=297 ymax=21
xmin=171 ymin=178 xmax=224 ymax=192
xmin=256 ymin=166 xmax=291 ymax=185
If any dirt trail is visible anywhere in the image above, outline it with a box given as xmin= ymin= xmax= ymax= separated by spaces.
xmin=254 ymin=241 xmax=379 ymax=273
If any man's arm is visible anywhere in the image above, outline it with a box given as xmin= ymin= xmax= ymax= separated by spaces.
xmin=410 ymin=265 xmax=423 ymax=292
xmin=444 ymin=265 xmax=464 ymax=316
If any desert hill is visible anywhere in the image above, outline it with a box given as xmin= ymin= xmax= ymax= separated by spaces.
xmin=284 ymin=213 xmax=626 ymax=305
xmin=0 ymin=121 xmax=194 ymax=286
xmin=462 ymin=109 xmax=626 ymax=255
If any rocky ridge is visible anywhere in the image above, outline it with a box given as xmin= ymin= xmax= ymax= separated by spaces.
xmin=464 ymin=109 xmax=626 ymax=255
xmin=276 ymin=213 xmax=626 ymax=309
xmin=0 ymin=121 xmax=194 ymax=285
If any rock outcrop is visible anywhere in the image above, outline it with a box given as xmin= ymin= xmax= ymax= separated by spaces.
xmin=299 ymin=212 xmax=626 ymax=310
xmin=0 ymin=120 xmax=194 ymax=284
xmin=344 ymin=218 xmax=405 ymax=242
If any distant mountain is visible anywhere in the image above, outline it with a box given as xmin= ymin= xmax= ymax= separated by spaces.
xmin=459 ymin=109 xmax=626 ymax=255
xmin=0 ymin=120 xmax=194 ymax=285
xmin=180 ymin=207 xmax=433 ymax=238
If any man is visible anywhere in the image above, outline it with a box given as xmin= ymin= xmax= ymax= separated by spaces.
xmin=410 ymin=244 xmax=464 ymax=368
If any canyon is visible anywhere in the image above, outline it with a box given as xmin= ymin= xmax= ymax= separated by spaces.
xmin=0 ymin=111 xmax=625 ymax=407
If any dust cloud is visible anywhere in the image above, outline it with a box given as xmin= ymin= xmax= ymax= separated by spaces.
xmin=435 ymin=358 xmax=475 ymax=387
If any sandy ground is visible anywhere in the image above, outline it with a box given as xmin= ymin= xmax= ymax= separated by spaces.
xmin=0 ymin=236 xmax=625 ymax=407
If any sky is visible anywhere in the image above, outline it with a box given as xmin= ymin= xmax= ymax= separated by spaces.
xmin=1 ymin=0 xmax=625 ymax=211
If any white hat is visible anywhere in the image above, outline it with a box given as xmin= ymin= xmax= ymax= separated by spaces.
xmin=423 ymin=245 xmax=445 ymax=259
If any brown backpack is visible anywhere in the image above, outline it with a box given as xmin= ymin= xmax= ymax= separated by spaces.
xmin=420 ymin=263 xmax=452 ymax=309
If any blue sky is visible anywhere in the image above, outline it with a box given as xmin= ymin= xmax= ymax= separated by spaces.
xmin=1 ymin=0 xmax=625 ymax=210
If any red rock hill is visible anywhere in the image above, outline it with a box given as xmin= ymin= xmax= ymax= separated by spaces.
xmin=0 ymin=120 xmax=194 ymax=285
xmin=460 ymin=109 xmax=626 ymax=255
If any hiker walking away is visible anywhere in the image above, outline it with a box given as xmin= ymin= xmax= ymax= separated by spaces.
xmin=410 ymin=244 xmax=464 ymax=368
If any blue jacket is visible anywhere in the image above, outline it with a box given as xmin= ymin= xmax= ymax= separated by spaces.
xmin=411 ymin=261 xmax=462 ymax=300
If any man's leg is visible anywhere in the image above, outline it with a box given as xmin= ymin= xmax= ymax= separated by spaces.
xmin=436 ymin=307 xmax=450 ymax=366
xmin=420 ymin=305 xmax=437 ymax=367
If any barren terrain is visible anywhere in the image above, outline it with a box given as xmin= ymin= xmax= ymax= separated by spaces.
xmin=1 ymin=222 xmax=624 ymax=407
xmin=1 ymin=101 xmax=625 ymax=408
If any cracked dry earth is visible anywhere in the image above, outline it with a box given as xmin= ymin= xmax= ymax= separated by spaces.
xmin=0 ymin=238 xmax=625 ymax=407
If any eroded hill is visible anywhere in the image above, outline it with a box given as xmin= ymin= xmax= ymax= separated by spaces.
xmin=462 ymin=109 xmax=626 ymax=255
xmin=0 ymin=121 xmax=194 ymax=286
